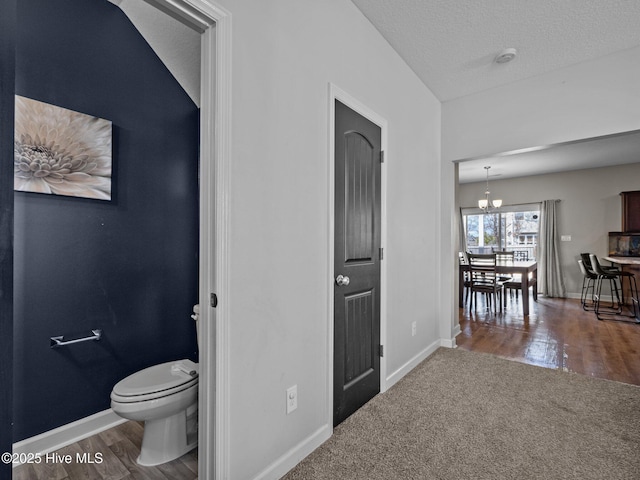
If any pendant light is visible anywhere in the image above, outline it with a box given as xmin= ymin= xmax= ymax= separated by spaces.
xmin=478 ymin=166 xmax=502 ymax=211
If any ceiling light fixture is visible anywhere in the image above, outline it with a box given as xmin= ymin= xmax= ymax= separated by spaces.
xmin=478 ymin=166 xmax=502 ymax=211
xmin=495 ymin=47 xmax=517 ymax=64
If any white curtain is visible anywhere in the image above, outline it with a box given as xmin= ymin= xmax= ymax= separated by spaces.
xmin=538 ymin=199 xmax=566 ymax=297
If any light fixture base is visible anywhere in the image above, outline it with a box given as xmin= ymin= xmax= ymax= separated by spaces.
xmin=495 ymin=48 xmax=517 ymax=64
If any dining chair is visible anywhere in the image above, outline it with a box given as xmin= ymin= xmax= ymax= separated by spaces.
xmin=459 ymin=251 xmax=471 ymax=306
xmin=503 ymin=276 xmax=537 ymax=304
xmin=495 ymin=251 xmax=515 ymax=282
xmin=496 ymin=251 xmax=524 ymax=300
xmin=495 ymin=251 xmax=514 ymax=260
xmin=467 ymin=253 xmax=505 ymax=312
xmin=513 ymin=250 xmax=529 ymax=261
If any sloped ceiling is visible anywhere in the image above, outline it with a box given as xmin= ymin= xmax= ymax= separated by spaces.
xmin=107 ymin=0 xmax=640 ymax=182
xmin=109 ymin=0 xmax=200 ymax=107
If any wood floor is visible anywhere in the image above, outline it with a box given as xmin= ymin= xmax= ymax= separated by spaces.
xmin=458 ymin=293 xmax=640 ymax=385
xmin=12 ymin=421 xmax=197 ymax=480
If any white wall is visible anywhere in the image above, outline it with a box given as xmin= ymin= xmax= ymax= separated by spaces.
xmin=442 ymin=46 xmax=640 ymax=162
xmin=213 ymin=0 xmax=442 ymax=478
xmin=458 ymin=163 xmax=640 ymax=296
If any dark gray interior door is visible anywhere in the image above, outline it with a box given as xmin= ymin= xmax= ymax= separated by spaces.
xmin=333 ymin=99 xmax=381 ymax=426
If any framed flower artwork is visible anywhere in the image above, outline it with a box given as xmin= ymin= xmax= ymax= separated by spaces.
xmin=14 ymin=96 xmax=113 ymax=200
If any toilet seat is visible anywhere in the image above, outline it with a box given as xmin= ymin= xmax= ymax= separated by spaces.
xmin=111 ymin=360 xmax=198 ymax=403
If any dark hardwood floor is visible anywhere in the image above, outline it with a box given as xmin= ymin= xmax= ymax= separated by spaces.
xmin=13 ymin=421 xmax=197 ymax=480
xmin=457 ymin=293 xmax=640 ymax=385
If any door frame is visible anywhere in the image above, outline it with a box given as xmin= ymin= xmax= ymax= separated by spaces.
xmin=327 ymin=83 xmax=388 ymax=429
xmin=149 ymin=1 xmax=232 ymax=478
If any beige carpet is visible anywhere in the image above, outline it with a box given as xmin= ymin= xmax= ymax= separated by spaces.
xmin=283 ymin=348 xmax=640 ymax=480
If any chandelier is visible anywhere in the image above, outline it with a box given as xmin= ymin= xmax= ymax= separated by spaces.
xmin=478 ymin=166 xmax=502 ymax=211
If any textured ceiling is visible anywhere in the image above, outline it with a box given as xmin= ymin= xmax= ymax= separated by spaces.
xmin=350 ymin=0 xmax=640 ymax=183
xmin=350 ymin=0 xmax=640 ymax=102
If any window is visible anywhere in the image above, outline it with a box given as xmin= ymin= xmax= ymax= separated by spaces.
xmin=462 ymin=204 xmax=540 ymax=261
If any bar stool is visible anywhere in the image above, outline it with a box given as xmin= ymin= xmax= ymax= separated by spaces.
xmin=577 ymin=259 xmax=597 ymax=311
xmin=589 ymin=254 xmax=640 ymax=323
xmin=581 ymin=252 xmax=618 ymax=275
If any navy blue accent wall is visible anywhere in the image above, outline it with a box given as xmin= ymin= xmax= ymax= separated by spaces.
xmin=13 ymin=0 xmax=199 ymax=441
xmin=1 ymin=0 xmax=16 ymax=475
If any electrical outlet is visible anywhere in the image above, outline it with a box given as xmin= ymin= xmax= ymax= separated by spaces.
xmin=561 ymin=235 xmax=572 ymax=242
xmin=411 ymin=321 xmax=417 ymax=337
xmin=286 ymin=385 xmax=297 ymax=414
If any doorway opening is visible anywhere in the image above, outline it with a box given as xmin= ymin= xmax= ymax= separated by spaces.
xmin=141 ymin=2 xmax=232 ymax=477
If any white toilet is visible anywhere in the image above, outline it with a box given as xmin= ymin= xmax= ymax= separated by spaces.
xmin=110 ymin=306 xmax=200 ymax=466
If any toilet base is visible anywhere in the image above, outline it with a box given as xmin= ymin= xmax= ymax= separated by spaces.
xmin=137 ymin=405 xmax=198 ymax=466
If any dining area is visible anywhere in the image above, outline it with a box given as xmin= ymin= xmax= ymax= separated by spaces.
xmin=456 ymin=166 xmax=640 ymax=386
xmin=459 ymin=251 xmax=538 ymax=316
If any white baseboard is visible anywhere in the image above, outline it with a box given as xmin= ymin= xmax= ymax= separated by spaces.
xmin=385 ymin=339 xmax=441 ymax=390
xmin=12 ymin=409 xmax=126 ymax=467
xmin=253 ymin=424 xmax=332 ymax=480
xmin=555 ymin=292 xmax=618 ymax=303
xmin=253 ymin=338 xmax=447 ymax=479
xmin=440 ymin=336 xmax=457 ymax=348
xmin=453 ymin=323 xmax=461 ymax=338
xmin=442 ymin=324 xmax=461 ymax=348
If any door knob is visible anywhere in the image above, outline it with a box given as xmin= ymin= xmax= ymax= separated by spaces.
xmin=336 ymin=274 xmax=350 ymax=286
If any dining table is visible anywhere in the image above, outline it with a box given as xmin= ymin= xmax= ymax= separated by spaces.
xmin=459 ymin=259 xmax=538 ymax=315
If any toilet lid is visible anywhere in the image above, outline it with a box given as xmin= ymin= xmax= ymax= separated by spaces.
xmin=113 ymin=359 xmax=199 ymax=397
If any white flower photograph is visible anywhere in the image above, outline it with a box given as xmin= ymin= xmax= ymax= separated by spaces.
xmin=14 ymin=96 xmax=112 ymax=200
